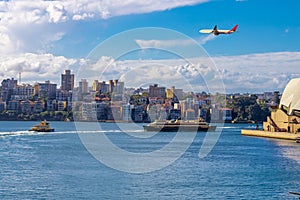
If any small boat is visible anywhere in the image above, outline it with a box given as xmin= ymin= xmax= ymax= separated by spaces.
xmin=29 ymin=120 xmax=54 ymax=132
xmin=143 ymin=119 xmax=216 ymax=132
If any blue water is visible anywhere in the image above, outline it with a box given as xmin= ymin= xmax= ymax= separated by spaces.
xmin=1 ymin=121 xmax=300 ymax=199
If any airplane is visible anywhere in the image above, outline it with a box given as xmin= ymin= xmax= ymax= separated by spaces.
xmin=199 ymin=24 xmax=238 ymax=36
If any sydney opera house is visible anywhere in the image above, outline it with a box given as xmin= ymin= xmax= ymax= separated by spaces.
xmin=263 ymin=78 xmax=300 ymax=134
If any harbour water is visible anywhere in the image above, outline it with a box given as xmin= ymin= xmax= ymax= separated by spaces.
xmin=1 ymin=121 xmax=300 ymax=199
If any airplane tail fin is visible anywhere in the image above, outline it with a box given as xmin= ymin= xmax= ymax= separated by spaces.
xmin=213 ymin=25 xmax=217 ymax=31
xmin=231 ymin=24 xmax=238 ymax=32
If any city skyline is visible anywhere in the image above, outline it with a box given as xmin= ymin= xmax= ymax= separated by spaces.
xmin=1 ymin=71 xmax=282 ymax=97
xmin=0 ymin=0 xmax=299 ymax=93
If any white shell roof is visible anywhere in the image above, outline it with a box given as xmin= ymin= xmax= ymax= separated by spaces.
xmin=279 ymin=78 xmax=300 ymax=115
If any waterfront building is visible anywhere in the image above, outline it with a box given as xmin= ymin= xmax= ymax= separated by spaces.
xmin=92 ymin=80 xmax=99 ymax=91
xmin=57 ymin=101 xmax=67 ymax=111
xmin=169 ymin=109 xmax=181 ymax=120
xmin=61 ymin=70 xmax=74 ymax=91
xmin=185 ymin=108 xmax=196 ymax=120
xmin=122 ymin=104 xmax=132 ymax=121
xmin=199 ymin=109 xmax=209 ymax=121
xmin=109 ymin=105 xmax=122 ymax=120
xmin=36 ymin=81 xmax=57 ymax=100
xmin=1 ymin=78 xmax=17 ymax=88
xmin=7 ymin=100 xmax=20 ymax=111
xmin=148 ymin=97 xmax=164 ymax=105
xmin=180 ymin=100 xmax=187 ymax=119
xmin=149 ymin=84 xmax=166 ymax=99
xmin=79 ymin=79 xmax=89 ymax=94
xmin=11 ymin=84 xmax=34 ymax=100
xmin=33 ymin=100 xmax=45 ymax=113
xmin=109 ymin=80 xmax=114 ymax=93
xmin=272 ymin=91 xmax=280 ymax=106
xmin=56 ymin=89 xmax=70 ymax=101
xmin=114 ymin=81 xmax=124 ymax=94
xmin=147 ymin=104 xmax=159 ymax=122
xmin=166 ymin=88 xmax=174 ymax=99
xmin=166 ymin=86 xmax=184 ymax=101
xmin=20 ymin=100 xmax=34 ymax=114
xmin=96 ymin=102 xmax=108 ymax=120
xmin=158 ymin=107 xmax=168 ymax=120
xmin=218 ymin=108 xmax=233 ymax=121
xmin=81 ymin=102 xmax=97 ymax=121
xmin=98 ymin=81 xmax=109 ymax=93
xmin=210 ymin=107 xmax=220 ymax=121
xmin=263 ymin=78 xmax=300 ymax=133
xmin=193 ymin=101 xmax=200 ymax=118
xmin=106 ymin=79 xmax=124 ymax=94
xmin=1 ymin=78 xmax=17 ymax=102
xmin=132 ymin=105 xmax=145 ymax=122
xmin=0 ymin=101 xmax=6 ymax=112
xmin=180 ymin=97 xmax=197 ymax=119
xmin=111 ymin=93 xmax=123 ymax=102
xmin=46 ymin=100 xmax=57 ymax=111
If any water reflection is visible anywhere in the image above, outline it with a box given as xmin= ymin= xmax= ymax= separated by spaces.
xmin=270 ymin=139 xmax=300 ymax=165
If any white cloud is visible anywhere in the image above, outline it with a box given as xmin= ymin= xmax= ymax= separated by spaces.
xmin=0 ymin=0 xmax=209 ymax=55
xmin=213 ymin=52 xmax=300 ymax=92
xmin=0 ymin=0 xmax=208 ymax=25
xmin=135 ymin=39 xmax=195 ymax=49
xmin=0 ymin=53 xmax=82 ymax=84
xmin=1 ymin=51 xmax=299 ymax=93
xmin=46 ymin=3 xmax=68 ymax=23
xmin=76 ymin=51 xmax=300 ymax=93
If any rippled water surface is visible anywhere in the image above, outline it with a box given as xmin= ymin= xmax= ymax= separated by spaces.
xmin=1 ymin=121 xmax=300 ymax=199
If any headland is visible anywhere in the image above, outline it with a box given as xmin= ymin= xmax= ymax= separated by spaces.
xmin=242 ymin=78 xmax=300 ymax=141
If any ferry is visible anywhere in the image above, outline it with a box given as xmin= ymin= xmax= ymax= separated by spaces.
xmin=29 ymin=120 xmax=54 ymax=132
xmin=143 ymin=119 xmax=216 ymax=132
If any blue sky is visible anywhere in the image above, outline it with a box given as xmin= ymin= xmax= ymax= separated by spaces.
xmin=0 ymin=0 xmax=299 ymax=93
xmin=54 ymin=0 xmax=300 ymax=57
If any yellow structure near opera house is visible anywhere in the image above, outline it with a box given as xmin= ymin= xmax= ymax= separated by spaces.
xmin=242 ymin=78 xmax=300 ymax=140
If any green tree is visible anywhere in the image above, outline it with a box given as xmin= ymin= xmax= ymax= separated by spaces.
xmin=247 ymin=103 xmax=262 ymax=121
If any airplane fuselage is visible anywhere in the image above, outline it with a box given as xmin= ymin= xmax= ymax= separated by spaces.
xmin=200 ymin=24 xmax=238 ymax=36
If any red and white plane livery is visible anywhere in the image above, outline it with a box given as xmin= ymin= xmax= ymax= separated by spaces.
xmin=199 ymin=24 xmax=238 ymax=35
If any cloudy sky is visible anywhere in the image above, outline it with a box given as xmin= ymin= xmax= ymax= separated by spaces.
xmin=0 ymin=0 xmax=299 ymax=93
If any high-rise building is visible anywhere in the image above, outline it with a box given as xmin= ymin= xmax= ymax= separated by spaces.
xmin=149 ymin=84 xmax=166 ymax=98
xmin=109 ymin=80 xmax=114 ymax=93
xmin=273 ymin=91 xmax=280 ymax=105
xmin=92 ymin=80 xmax=99 ymax=91
xmin=79 ymin=79 xmax=88 ymax=94
xmin=1 ymin=78 xmax=17 ymax=102
xmin=122 ymin=104 xmax=132 ymax=121
xmin=11 ymin=84 xmax=34 ymax=100
xmin=114 ymin=81 xmax=124 ymax=94
xmin=165 ymin=86 xmax=183 ymax=101
xmin=61 ymin=70 xmax=74 ymax=91
xmin=36 ymin=81 xmax=57 ymax=100
xmin=99 ymin=81 xmax=109 ymax=93
xmin=166 ymin=88 xmax=174 ymax=99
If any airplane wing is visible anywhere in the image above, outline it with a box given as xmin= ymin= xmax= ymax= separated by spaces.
xmin=199 ymin=29 xmax=213 ymax=33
